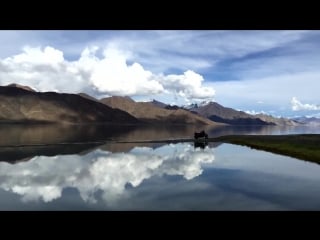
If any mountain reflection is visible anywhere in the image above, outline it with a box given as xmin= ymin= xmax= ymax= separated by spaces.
xmin=0 ymin=143 xmax=214 ymax=204
xmin=0 ymin=124 xmax=303 ymax=164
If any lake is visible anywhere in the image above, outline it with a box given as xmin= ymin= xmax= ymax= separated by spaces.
xmin=1 ymin=124 xmax=320 ymax=210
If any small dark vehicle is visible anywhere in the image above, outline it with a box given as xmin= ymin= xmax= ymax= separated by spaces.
xmin=194 ymin=130 xmax=208 ymax=140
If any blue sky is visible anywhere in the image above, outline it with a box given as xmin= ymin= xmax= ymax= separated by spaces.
xmin=0 ymin=30 xmax=319 ymax=118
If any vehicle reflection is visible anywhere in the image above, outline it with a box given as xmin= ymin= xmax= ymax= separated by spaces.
xmin=194 ymin=141 xmax=208 ymax=149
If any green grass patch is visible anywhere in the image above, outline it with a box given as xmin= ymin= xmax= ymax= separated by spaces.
xmin=213 ymin=134 xmax=320 ymax=164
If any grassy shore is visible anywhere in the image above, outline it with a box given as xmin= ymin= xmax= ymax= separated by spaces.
xmin=214 ymin=134 xmax=320 ymax=163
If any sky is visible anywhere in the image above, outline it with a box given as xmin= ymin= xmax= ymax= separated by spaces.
xmin=0 ymin=30 xmax=319 ymax=118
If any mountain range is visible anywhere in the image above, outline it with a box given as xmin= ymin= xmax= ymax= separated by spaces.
xmin=186 ymin=101 xmax=270 ymax=125
xmin=100 ymin=96 xmax=219 ymax=126
xmin=292 ymin=117 xmax=320 ymax=126
xmin=0 ymin=83 xmax=302 ymax=126
xmin=149 ymin=100 xmax=299 ymax=126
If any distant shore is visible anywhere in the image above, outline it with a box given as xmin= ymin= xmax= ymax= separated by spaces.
xmin=1 ymin=134 xmax=319 ymax=165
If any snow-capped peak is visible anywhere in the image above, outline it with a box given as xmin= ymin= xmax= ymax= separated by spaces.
xmin=183 ymin=100 xmax=212 ymax=109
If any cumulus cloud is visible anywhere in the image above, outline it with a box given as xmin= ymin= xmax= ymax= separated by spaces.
xmin=5 ymin=46 xmax=64 ymax=65
xmin=0 ymin=45 xmax=215 ymax=103
xmin=0 ymin=143 xmax=215 ymax=204
xmin=12 ymin=185 xmax=61 ymax=203
xmin=79 ymin=46 xmax=164 ymax=96
xmin=291 ymin=97 xmax=320 ymax=111
xmin=159 ymin=70 xmax=215 ymax=101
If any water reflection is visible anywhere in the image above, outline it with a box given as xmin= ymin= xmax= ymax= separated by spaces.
xmin=194 ymin=141 xmax=208 ymax=149
xmin=1 ymin=124 xmax=320 ymax=148
xmin=206 ymin=125 xmax=320 ymax=137
xmin=0 ymin=143 xmax=214 ymax=204
xmin=0 ymin=123 xmax=213 ymax=146
xmin=1 ymin=124 xmax=319 ymax=163
xmin=1 ymin=124 xmax=320 ymax=210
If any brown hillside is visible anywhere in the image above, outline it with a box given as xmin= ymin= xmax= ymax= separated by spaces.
xmin=0 ymin=86 xmax=139 ymax=124
xmin=100 ymin=96 xmax=223 ymax=126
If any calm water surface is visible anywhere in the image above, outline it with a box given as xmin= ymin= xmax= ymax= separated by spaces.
xmin=0 ymin=124 xmax=320 ymax=210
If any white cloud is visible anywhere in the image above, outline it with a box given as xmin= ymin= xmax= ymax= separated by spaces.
xmin=79 ymin=46 xmax=164 ymax=96
xmin=159 ymin=70 xmax=215 ymax=101
xmin=0 ymin=45 xmax=214 ymax=103
xmin=244 ymin=110 xmax=266 ymax=115
xmin=5 ymin=46 xmax=64 ymax=65
xmin=291 ymin=97 xmax=320 ymax=111
xmin=0 ymin=143 xmax=214 ymax=204
xmin=12 ymin=185 xmax=61 ymax=203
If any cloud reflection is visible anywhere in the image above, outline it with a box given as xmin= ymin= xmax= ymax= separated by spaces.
xmin=0 ymin=143 xmax=214 ymax=204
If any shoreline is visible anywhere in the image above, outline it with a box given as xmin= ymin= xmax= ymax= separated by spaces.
xmin=1 ymin=134 xmax=319 ymax=164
